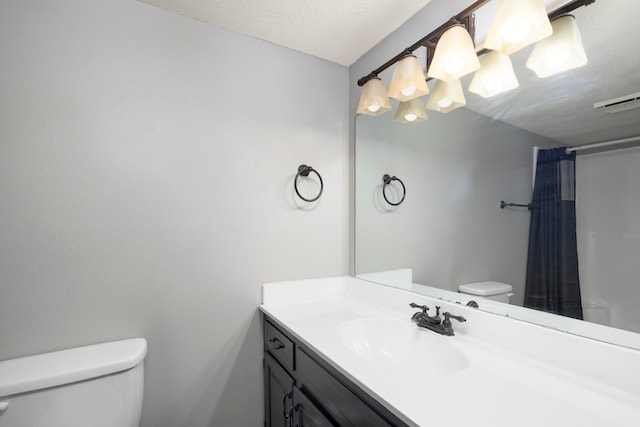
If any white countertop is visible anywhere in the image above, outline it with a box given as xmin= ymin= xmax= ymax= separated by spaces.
xmin=260 ymin=276 xmax=640 ymax=427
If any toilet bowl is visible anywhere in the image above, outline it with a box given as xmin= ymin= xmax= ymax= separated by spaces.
xmin=0 ymin=338 xmax=147 ymax=427
xmin=458 ymin=281 xmax=514 ymax=304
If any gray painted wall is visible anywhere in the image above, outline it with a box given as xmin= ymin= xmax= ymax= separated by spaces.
xmin=0 ymin=1 xmax=348 ymax=426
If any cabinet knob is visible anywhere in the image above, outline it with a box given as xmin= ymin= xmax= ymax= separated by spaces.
xmin=268 ymin=337 xmax=286 ymax=350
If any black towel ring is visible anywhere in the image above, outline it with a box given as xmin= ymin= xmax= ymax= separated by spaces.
xmin=382 ymin=174 xmax=406 ymax=206
xmin=294 ymin=164 xmax=323 ymax=202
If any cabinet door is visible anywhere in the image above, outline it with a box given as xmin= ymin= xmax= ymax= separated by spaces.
xmin=264 ymin=353 xmax=294 ymax=427
xmin=296 ymin=349 xmax=398 ymax=426
xmin=292 ymin=386 xmax=335 ymax=427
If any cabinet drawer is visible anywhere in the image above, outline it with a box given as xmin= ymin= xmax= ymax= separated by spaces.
xmin=296 ymin=348 xmax=396 ymax=427
xmin=264 ymin=320 xmax=295 ymax=373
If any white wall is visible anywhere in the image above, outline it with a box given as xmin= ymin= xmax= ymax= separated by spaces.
xmin=355 ymin=109 xmax=557 ymax=304
xmin=576 ymin=147 xmax=640 ymax=333
xmin=0 ymin=1 xmax=348 ymax=426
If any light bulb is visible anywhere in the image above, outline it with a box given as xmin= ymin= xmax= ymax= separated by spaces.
xmin=483 ymin=77 xmax=502 ymax=91
xmin=468 ymin=50 xmax=518 ymax=98
xmin=427 ymin=25 xmax=480 ymax=82
xmin=526 ymin=15 xmax=588 ymax=78
xmin=394 ymin=97 xmax=428 ymax=124
xmin=437 ymin=98 xmax=453 ymax=108
xmin=400 ymin=86 xmax=417 ymax=97
xmin=356 ymin=77 xmax=391 ymax=116
xmin=544 ymin=49 xmax=571 ymax=68
xmin=426 ymin=79 xmax=466 ymax=113
xmin=444 ymin=58 xmax=464 ymax=75
xmin=485 ymin=0 xmax=552 ymax=54
xmin=503 ymin=21 xmax=530 ymax=44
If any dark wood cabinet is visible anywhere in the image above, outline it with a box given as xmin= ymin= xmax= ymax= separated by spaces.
xmin=264 ymin=352 xmax=294 ymax=427
xmin=291 ymin=386 xmax=334 ymax=427
xmin=263 ymin=315 xmax=408 ymax=427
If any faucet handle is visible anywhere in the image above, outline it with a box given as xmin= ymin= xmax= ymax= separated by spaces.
xmin=443 ymin=312 xmax=466 ymax=323
xmin=440 ymin=312 xmax=466 ymax=336
xmin=409 ymin=302 xmax=429 ymax=313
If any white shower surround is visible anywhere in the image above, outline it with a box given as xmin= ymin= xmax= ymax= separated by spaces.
xmin=576 ymin=147 xmax=640 ymax=333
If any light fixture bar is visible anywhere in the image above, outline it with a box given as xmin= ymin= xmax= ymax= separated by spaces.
xmin=356 ymin=0 xmax=491 ymax=87
xmin=357 ymin=0 xmax=597 ymax=88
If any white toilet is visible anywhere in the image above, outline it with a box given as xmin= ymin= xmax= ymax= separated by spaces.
xmin=458 ymin=281 xmax=514 ymax=303
xmin=0 ymin=338 xmax=147 ymax=427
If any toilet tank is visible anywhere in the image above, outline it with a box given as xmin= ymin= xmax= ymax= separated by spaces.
xmin=458 ymin=281 xmax=514 ymax=303
xmin=0 ymin=338 xmax=147 ymax=427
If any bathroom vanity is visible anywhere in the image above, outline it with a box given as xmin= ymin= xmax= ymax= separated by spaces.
xmin=264 ymin=317 xmax=406 ymax=426
xmin=260 ymin=276 xmax=640 ymax=427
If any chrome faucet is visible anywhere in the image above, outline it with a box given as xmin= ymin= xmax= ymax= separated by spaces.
xmin=409 ymin=303 xmax=466 ymax=336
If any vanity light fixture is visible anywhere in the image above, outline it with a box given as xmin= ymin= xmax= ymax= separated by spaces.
xmin=426 ymin=79 xmax=466 ymax=113
xmin=356 ymin=76 xmax=392 ymax=116
xmin=387 ymin=51 xmax=430 ymax=102
xmin=394 ymin=97 xmax=428 ymax=124
xmin=526 ymin=14 xmax=588 ymax=78
xmin=427 ymin=25 xmax=480 ymax=82
xmin=468 ymin=50 xmax=519 ymax=98
xmin=484 ymin=0 xmax=553 ymax=54
xmin=355 ymin=0 xmax=597 ymax=118
xmin=355 ymin=0 xmax=487 ymax=117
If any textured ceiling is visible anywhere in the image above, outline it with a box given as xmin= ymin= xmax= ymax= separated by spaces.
xmin=139 ymin=0 xmax=432 ymax=66
xmin=138 ymin=0 xmax=638 ymax=146
xmin=463 ymin=0 xmax=640 ymax=146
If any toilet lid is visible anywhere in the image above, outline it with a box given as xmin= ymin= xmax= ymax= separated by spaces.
xmin=458 ymin=281 xmax=512 ymax=296
xmin=0 ymin=338 xmax=147 ymax=397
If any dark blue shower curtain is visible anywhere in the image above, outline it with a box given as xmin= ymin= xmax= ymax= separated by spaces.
xmin=524 ymin=147 xmax=583 ymax=319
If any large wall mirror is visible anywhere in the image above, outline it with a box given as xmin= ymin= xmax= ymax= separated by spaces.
xmin=354 ymin=0 xmax=640 ymax=349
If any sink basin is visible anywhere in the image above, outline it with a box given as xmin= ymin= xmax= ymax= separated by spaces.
xmin=337 ymin=318 xmax=469 ymax=375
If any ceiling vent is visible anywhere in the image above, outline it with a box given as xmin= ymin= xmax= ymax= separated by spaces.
xmin=594 ymin=92 xmax=640 ymax=113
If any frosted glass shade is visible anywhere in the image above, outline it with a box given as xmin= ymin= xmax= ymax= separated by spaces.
xmin=427 ymin=25 xmax=480 ymax=82
xmin=484 ymin=0 xmax=552 ymax=54
xmin=526 ymin=15 xmax=588 ymax=78
xmin=387 ymin=54 xmax=429 ymax=102
xmin=469 ymin=50 xmax=519 ymax=98
xmin=426 ymin=79 xmax=466 ymax=113
xmin=393 ymin=97 xmax=428 ymax=124
xmin=356 ymin=77 xmax=392 ymax=116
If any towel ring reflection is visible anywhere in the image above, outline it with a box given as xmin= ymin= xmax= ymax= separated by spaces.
xmin=294 ymin=164 xmax=323 ymax=202
xmin=382 ymin=174 xmax=406 ymax=206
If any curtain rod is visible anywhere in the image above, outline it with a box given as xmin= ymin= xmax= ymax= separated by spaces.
xmin=565 ymin=135 xmax=640 ymax=154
